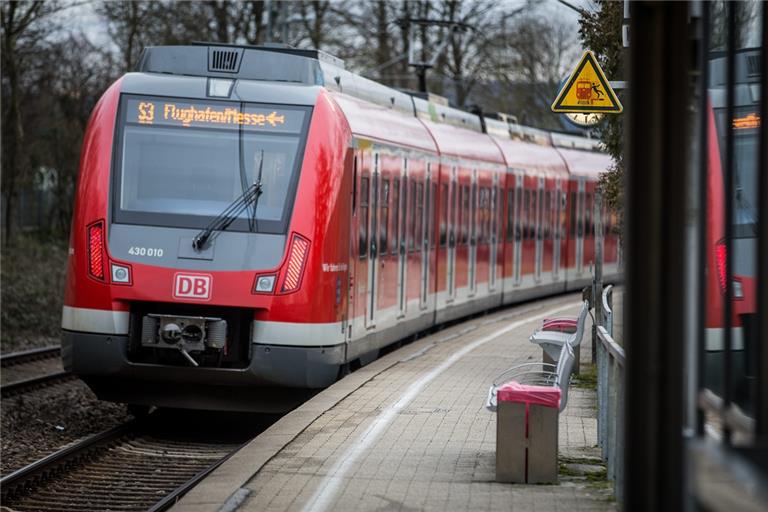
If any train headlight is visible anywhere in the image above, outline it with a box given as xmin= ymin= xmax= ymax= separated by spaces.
xmin=253 ymin=274 xmax=276 ymax=294
xmin=207 ymin=78 xmax=234 ymax=98
xmin=111 ymin=263 xmax=132 ymax=284
xmin=733 ymin=280 xmax=744 ymax=299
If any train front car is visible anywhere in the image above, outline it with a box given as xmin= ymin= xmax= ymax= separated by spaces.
xmin=62 ymin=45 xmax=352 ymax=412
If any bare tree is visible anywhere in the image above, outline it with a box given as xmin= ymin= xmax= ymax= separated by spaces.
xmin=1 ymin=0 xmax=64 ymax=241
xmin=485 ymin=13 xmax=578 ymax=127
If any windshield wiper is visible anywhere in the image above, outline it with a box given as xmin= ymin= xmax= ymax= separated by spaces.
xmin=192 ymin=180 xmax=263 ymax=251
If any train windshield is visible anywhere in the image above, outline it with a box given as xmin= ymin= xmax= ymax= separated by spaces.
xmin=113 ymin=95 xmax=311 ymax=234
xmin=714 ymin=106 xmax=760 ymax=239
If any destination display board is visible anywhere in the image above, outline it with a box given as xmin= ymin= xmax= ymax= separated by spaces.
xmin=124 ymin=96 xmax=306 ymax=133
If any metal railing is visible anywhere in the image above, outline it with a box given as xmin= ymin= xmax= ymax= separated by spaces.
xmin=596 ymin=285 xmax=625 ymax=502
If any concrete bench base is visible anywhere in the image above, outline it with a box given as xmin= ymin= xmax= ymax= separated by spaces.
xmin=496 ymin=401 xmax=559 ymax=484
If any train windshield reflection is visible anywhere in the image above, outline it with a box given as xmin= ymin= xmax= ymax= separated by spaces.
xmin=113 ymin=95 xmax=311 ymax=234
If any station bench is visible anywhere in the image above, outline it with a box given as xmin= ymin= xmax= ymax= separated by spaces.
xmin=528 ymin=300 xmax=590 ymax=373
xmin=486 ymin=341 xmax=575 ymax=484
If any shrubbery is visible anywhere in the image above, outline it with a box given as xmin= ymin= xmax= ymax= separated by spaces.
xmin=1 ymin=235 xmax=68 ymax=351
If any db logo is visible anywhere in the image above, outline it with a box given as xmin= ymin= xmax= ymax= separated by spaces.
xmin=173 ymin=273 xmax=212 ymax=300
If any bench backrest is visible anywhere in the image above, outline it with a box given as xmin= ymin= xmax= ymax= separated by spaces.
xmin=569 ymin=300 xmax=590 ymax=348
xmin=554 ymin=341 xmax=575 ymax=412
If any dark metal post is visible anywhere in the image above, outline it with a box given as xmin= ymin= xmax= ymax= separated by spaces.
xmin=695 ymin=0 xmax=710 ymax=438
xmin=757 ymin=1 xmax=768 ymax=441
xmin=624 ymin=2 xmax=689 ymax=510
xmin=721 ymin=0 xmax=737 ymax=444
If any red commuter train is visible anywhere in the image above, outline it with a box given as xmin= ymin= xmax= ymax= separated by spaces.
xmin=704 ymin=48 xmax=759 ymax=403
xmin=62 ymin=44 xmax=620 ymax=412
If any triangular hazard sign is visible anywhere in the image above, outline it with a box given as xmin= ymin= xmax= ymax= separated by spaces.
xmin=551 ymin=51 xmax=623 ymax=114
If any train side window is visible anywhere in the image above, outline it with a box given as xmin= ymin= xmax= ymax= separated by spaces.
xmin=400 ymin=176 xmax=409 ymax=253
xmin=585 ymin=192 xmax=592 ymax=237
xmin=450 ymin=182 xmax=457 ymax=246
xmin=523 ymin=189 xmax=530 ymax=240
xmin=506 ymin=189 xmax=514 ymax=241
xmin=359 ymin=177 xmax=369 ymax=259
xmin=440 ymin=183 xmax=448 ymax=247
xmin=536 ymin=188 xmax=543 ymax=240
xmin=515 ymin=185 xmax=522 ymax=242
xmin=544 ymin=191 xmax=552 ymax=239
xmin=380 ymin=179 xmax=390 ymax=256
xmin=409 ymin=181 xmax=417 ymax=252
xmin=570 ymin=191 xmax=577 ymax=237
xmin=494 ymin=186 xmax=501 ymax=241
xmin=430 ymin=182 xmax=437 ymax=249
xmin=485 ymin=187 xmax=492 ymax=244
xmin=352 ymin=155 xmax=358 ymax=214
xmin=392 ymin=178 xmax=400 ymax=254
xmin=461 ymin=185 xmax=470 ymax=244
xmin=531 ymin=188 xmax=536 ymax=241
xmin=465 ymin=184 xmax=471 ymax=245
xmin=415 ymin=182 xmax=424 ymax=252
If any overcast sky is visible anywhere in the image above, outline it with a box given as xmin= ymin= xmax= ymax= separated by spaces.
xmin=62 ymin=0 xmax=590 ymax=49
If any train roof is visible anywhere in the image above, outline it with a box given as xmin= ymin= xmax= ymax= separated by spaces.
xmin=136 ymin=43 xmax=608 ymax=164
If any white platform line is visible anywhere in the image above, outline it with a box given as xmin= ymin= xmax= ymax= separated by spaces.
xmin=301 ymin=301 xmax=578 ymax=512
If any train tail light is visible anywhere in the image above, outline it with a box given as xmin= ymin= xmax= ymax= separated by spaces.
xmin=88 ymin=221 xmax=106 ymax=280
xmin=281 ymin=234 xmax=310 ymax=293
xmin=715 ymin=241 xmax=727 ymax=295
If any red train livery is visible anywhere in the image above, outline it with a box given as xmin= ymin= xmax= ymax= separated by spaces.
xmin=62 ymin=44 xmax=619 ymax=411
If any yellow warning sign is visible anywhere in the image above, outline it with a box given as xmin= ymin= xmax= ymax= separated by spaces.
xmin=551 ymin=51 xmax=622 ymax=114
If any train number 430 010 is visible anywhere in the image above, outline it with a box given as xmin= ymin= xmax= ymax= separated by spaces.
xmin=128 ymin=246 xmax=164 ymax=257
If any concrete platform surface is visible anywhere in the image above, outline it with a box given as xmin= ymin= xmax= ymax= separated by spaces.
xmin=174 ymin=294 xmax=615 ymax=512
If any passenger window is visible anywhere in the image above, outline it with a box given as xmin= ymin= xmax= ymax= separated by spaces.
xmin=461 ymin=185 xmax=470 ymax=244
xmin=359 ymin=177 xmax=369 ymax=259
xmin=585 ymin=193 xmax=592 ymax=237
xmin=430 ymin=182 xmax=437 ymax=249
xmin=515 ymin=185 xmax=523 ymax=242
xmin=415 ymin=182 xmax=424 ymax=252
xmin=380 ymin=180 xmax=389 ymax=255
xmin=544 ymin=191 xmax=551 ymax=239
xmin=522 ymin=188 xmax=528 ymax=240
xmin=536 ymin=188 xmax=543 ymax=240
xmin=400 ymin=176 xmax=409 ymax=253
xmin=450 ymin=183 xmax=457 ymax=246
xmin=493 ymin=186 xmax=500 ymax=241
xmin=506 ymin=189 xmax=514 ymax=241
xmin=440 ymin=183 xmax=448 ymax=247
xmin=352 ymin=156 xmax=358 ymax=214
xmin=392 ymin=178 xmax=400 ymax=254
xmin=409 ymin=181 xmax=417 ymax=252
xmin=570 ymin=191 xmax=577 ymax=237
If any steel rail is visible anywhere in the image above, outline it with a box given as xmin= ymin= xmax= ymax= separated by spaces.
xmin=1 ymin=371 xmax=76 ymax=398
xmin=147 ymin=440 xmax=246 ymax=512
xmin=0 ymin=346 xmax=61 ymax=367
xmin=0 ymin=420 xmax=138 ymax=500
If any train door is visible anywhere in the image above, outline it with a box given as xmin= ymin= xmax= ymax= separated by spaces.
xmin=514 ymin=172 xmax=523 ymax=286
xmin=489 ymin=174 xmax=499 ymax=291
xmin=397 ymin=158 xmax=408 ymax=318
xmin=347 ymin=152 xmax=358 ymax=344
xmin=420 ymin=164 xmax=431 ymax=310
xmin=576 ymin=179 xmax=585 ymax=275
xmin=468 ymin=169 xmax=478 ymax=296
xmin=447 ymin=166 xmax=457 ymax=301
xmin=365 ymin=153 xmax=380 ymax=329
xmin=553 ymin=179 xmax=562 ymax=279
xmin=535 ymin=178 xmax=544 ymax=282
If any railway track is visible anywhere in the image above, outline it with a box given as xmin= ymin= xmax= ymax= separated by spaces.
xmin=0 ymin=414 xmax=247 ymax=511
xmin=1 ymin=345 xmax=77 ymax=398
